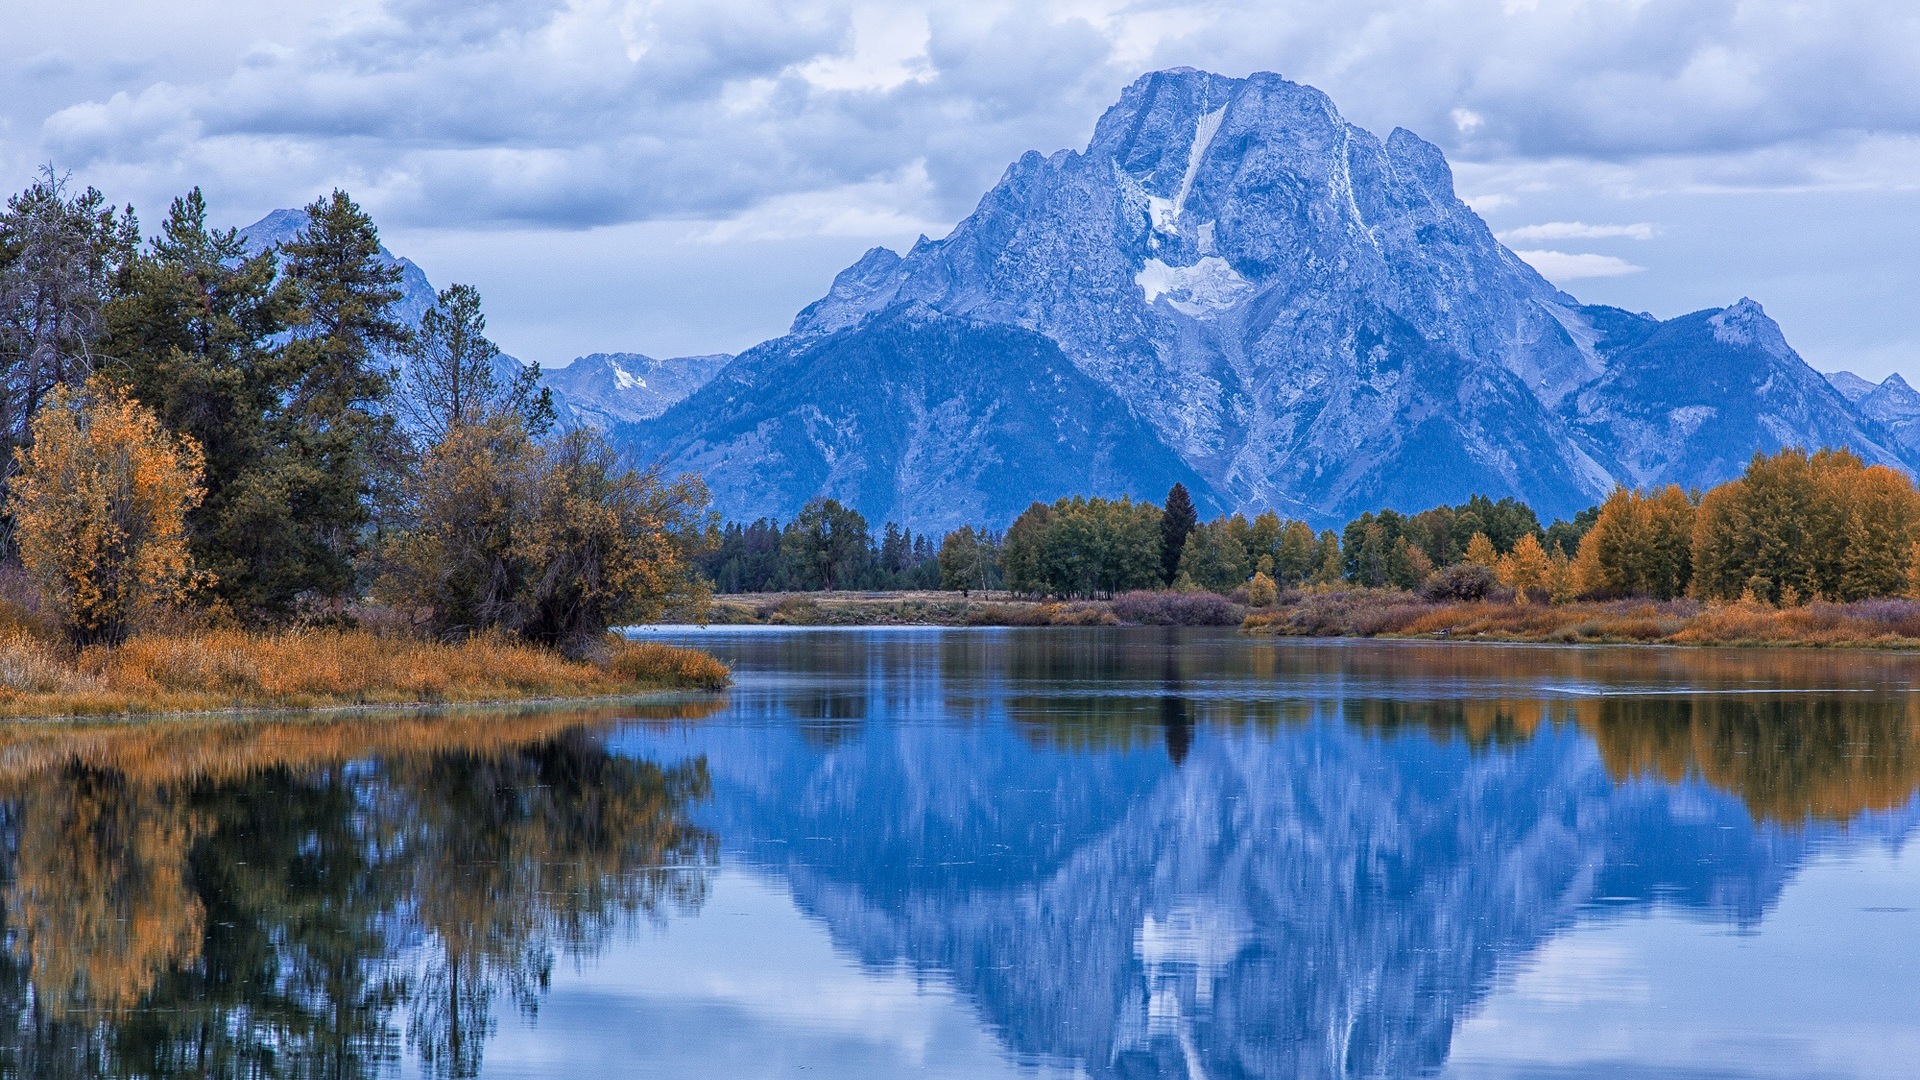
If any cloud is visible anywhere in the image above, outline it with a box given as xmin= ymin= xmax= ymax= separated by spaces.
xmin=1497 ymin=221 xmax=1660 ymax=242
xmin=12 ymin=0 xmax=1920 ymax=238
xmin=1511 ymin=250 xmax=1647 ymax=281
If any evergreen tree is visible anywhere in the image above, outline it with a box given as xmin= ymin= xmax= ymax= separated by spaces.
xmin=1160 ymin=483 xmax=1197 ymax=586
xmin=265 ymin=189 xmax=409 ymax=613
xmin=99 ymin=188 xmax=295 ymax=615
xmin=781 ymin=498 xmax=870 ymax=591
xmin=0 ymin=168 xmax=139 ymax=469
xmin=397 ymin=282 xmax=553 ymax=446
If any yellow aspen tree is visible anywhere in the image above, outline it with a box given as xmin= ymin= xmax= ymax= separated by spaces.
xmin=6 ymin=378 xmax=205 ymax=646
xmin=1839 ymin=465 xmax=1920 ymax=600
xmin=1500 ymin=533 xmax=1553 ymax=603
xmin=1547 ymin=548 xmax=1578 ymax=604
xmin=1246 ymin=571 xmax=1278 ymax=607
xmin=1464 ymin=532 xmax=1499 ymax=569
xmin=1905 ymin=543 xmax=1920 ymax=600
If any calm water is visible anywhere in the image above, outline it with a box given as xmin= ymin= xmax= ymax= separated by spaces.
xmin=3 ymin=628 xmax=1919 ymax=1078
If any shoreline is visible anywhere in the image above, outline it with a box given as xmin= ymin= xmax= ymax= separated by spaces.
xmin=0 ymin=687 xmax=727 ymax=727
xmin=672 ymin=590 xmax=1920 ymax=651
xmin=0 ymin=628 xmax=732 ymax=723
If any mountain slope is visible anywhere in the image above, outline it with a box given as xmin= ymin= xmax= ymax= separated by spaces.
xmin=625 ymin=68 xmax=1913 ymax=528
xmin=625 ymin=306 xmax=1219 ymax=531
xmin=1570 ymin=300 xmax=1906 ymax=488
xmin=543 ymin=352 xmax=732 ymax=427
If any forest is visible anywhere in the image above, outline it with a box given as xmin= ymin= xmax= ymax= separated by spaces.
xmin=708 ymin=449 xmax=1920 ymax=610
xmin=0 ymin=172 xmax=719 ymax=705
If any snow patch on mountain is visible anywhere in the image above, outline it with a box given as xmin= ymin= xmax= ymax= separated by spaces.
xmin=1136 ymin=257 xmax=1255 ymax=316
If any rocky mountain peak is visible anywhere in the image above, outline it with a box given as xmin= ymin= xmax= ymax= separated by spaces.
xmin=626 ymin=69 xmax=1920 ymax=529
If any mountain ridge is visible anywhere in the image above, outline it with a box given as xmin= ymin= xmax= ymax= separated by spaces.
xmin=623 ymin=68 xmax=1910 ymax=528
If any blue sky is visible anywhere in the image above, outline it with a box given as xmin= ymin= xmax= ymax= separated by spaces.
xmin=5 ymin=0 xmax=1918 ymax=380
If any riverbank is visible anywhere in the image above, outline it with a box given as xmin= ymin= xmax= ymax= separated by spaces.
xmin=682 ymin=589 xmax=1920 ymax=649
xmin=687 ymin=590 xmax=1240 ymax=627
xmin=0 ymin=628 xmax=730 ymax=720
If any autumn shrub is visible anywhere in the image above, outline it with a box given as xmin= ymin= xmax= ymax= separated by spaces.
xmin=0 ymin=627 xmax=732 ymax=719
xmin=1421 ymin=563 xmax=1499 ymax=602
xmin=605 ymin=640 xmax=732 ymax=691
xmin=383 ymin=420 xmax=711 ymax=656
xmin=1246 ymin=572 xmax=1278 ymax=607
xmin=7 ymin=379 xmax=205 ymax=646
xmin=1112 ymin=590 xmax=1242 ymax=626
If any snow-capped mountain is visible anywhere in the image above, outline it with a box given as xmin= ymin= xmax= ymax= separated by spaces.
xmin=625 ymin=68 xmax=1912 ymax=529
xmin=1830 ymin=369 xmax=1920 ymax=458
xmin=542 ymin=351 xmax=732 ymax=428
xmin=237 ymin=210 xmax=728 ymax=427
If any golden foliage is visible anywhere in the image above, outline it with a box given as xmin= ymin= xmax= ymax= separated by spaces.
xmin=1246 ymin=571 xmax=1278 ymax=607
xmin=1463 ymin=532 xmax=1498 ymax=569
xmin=0 ymin=628 xmax=729 ymax=720
xmin=384 ymin=421 xmax=711 ymax=652
xmin=1691 ymin=448 xmax=1920 ymax=604
xmin=1573 ymin=485 xmax=1696 ymax=600
xmin=1496 ymin=533 xmax=1554 ymax=603
xmin=6 ymin=769 xmax=207 ymax=1018
xmin=7 ymin=378 xmax=205 ymax=646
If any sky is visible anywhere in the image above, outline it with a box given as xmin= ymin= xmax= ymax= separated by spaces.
xmin=4 ymin=0 xmax=1919 ymax=380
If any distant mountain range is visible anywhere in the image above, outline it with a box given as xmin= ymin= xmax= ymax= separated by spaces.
xmin=245 ymin=69 xmax=1920 ymax=529
xmin=236 ymin=211 xmax=728 ymax=432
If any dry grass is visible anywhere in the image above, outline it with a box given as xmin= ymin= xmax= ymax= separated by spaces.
xmin=0 ymin=626 xmax=730 ymax=720
xmin=690 ymin=591 xmax=1125 ymax=627
xmin=1241 ymin=590 xmax=1920 ymax=649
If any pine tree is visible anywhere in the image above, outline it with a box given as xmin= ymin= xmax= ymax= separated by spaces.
xmin=100 ymin=188 xmax=295 ymax=617
xmin=267 ymin=189 xmax=409 ymax=612
xmin=397 ymin=282 xmax=553 ymax=446
xmin=1160 ymin=483 xmax=1197 ymax=586
xmin=0 ymin=169 xmax=139 ymax=467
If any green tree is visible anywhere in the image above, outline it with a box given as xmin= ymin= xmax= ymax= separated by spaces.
xmin=99 ymin=188 xmax=297 ymax=616
xmin=0 ymin=168 xmax=140 ymax=465
xmin=782 ymin=498 xmax=871 ymax=591
xmin=1275 ymin=520 xmax=1317 ymax=586
xmin=271 ymin=189 xmax=409 ymax=612
xmin=1002 ymin=502 xmax=1052 ymax=596
xmin=398 ymin=282 xmax=553 ymax=446
xmin=939 ymin=526 xmax=990 ymax=595
xmin=1160 ymin=483 xmax=1197 ymax=586
xmin=1176 ymin=517 xmax=1250 ymax=593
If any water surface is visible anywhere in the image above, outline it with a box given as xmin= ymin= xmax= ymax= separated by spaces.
xmin=3 ymin=628 xmax=1918 ymax=1078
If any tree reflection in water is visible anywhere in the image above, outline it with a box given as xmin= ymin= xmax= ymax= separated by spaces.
xmin=0 ymin=701 xmax=721 ymax=1079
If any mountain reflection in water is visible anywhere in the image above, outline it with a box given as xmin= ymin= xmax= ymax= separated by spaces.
xmin=2 ymin=630 xmax=1919 ymax=1078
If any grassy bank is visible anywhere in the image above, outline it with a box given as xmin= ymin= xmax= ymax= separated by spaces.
xmin=683 ymin=588 xmax=1920 ymax=649
xmin=692 ymin=591 xmax=1128 ymax=627
xmin=1243 ymin=591 xmax=1920 ymax=648
xmin=0 ymin=628 xmax=730 ymax=720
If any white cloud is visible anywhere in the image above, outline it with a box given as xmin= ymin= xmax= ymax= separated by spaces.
xmin=1497 ymin=221 xmax=1660 ymax=242
xmin=1512 ymin=250 xmax=1648 ymax=280
xmin=7 ymin=0 xmax=1919 ymax=375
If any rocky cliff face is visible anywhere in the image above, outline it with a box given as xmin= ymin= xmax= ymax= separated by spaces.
xmin=632 ymin=306 xmax=1217 ymax=531
xmin=627 ymin=69 xmax=1913 ymax=528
